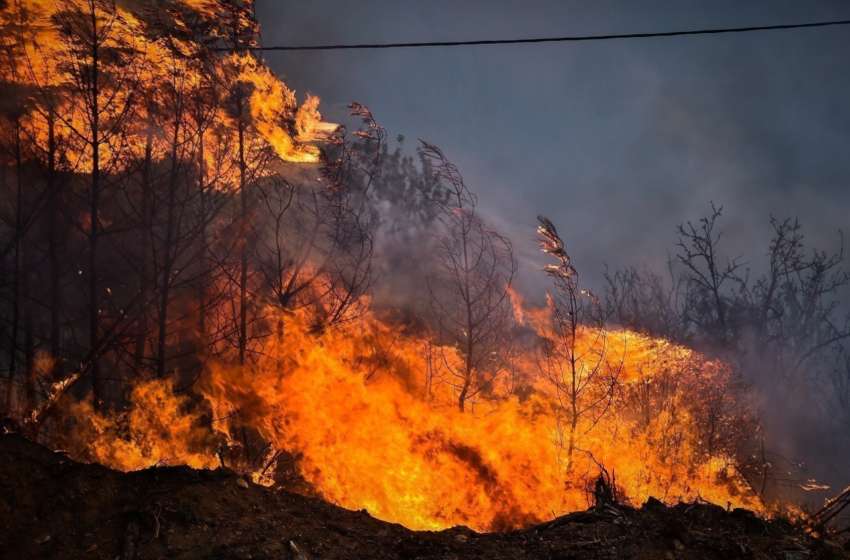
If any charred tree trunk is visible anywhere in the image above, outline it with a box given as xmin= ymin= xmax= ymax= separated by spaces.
xmin=23 ymin=267 xmax=35 ymax=414
xmin=238 ymin=111 xmax=248 ymax=366
xmin=89 ymin=20 xmax=102 ymax=410
xmin=4 ymin=118 xmax=24 ymax=414
xmin=132 ymin=128 xmax=154 ymax=375
xmin=459 ymin=351 xmax=472 ymax=413
xmin=46 ymin=110 xmax=62 ymax=382
xmin=566 ymin=396 xmax=578 ymax=471
xmin=456 ymin=190 xmax=475 ymax=414
xmin=156 ymin=124 xmax=182 ymax=379
xmin=196 ymin=129 xmax=208 ymax=344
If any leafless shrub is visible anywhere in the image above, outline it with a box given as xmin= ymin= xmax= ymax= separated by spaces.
xmin=536 ymin=216 xmax=623 ymax=472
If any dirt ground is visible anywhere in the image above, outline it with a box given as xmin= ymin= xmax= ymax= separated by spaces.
xmin=0 ymin=433 xmax=847 ymax=560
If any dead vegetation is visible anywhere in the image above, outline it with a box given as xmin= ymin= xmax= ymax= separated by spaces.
xmin=2 ymin=433 xmax=849 ymax=560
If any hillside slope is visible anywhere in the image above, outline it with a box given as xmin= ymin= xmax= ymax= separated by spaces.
xmin=0 ymin=434 xmax=846 ymax=560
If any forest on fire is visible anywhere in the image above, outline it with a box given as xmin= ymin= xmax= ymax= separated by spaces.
xmin=2 ymin=0 xmax=850 ymax=534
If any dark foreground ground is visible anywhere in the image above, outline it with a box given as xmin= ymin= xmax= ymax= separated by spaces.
xmin=0 ymin=434 xmax=847 ymax=560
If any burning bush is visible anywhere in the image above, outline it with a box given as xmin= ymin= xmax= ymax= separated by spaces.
xmin=61 ymin=299 xmax=762 ymax=532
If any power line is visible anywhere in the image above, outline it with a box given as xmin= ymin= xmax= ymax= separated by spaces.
xmin=249 ymin=19 xmax=850 ymax=52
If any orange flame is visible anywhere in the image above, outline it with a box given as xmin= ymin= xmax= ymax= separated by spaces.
xmin=4 ymin=0 xmax=764 ymax=533
xmin=73 ymin=301 xmax=761 ymax=532
xmin=2 ymin=0 xmax=336 ymax=174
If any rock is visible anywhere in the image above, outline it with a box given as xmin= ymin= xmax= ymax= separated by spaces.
xmin=236 ymin=478 xmax=249 ymax=489
xmin=673 ymin=539 xmax=685 ymax=552
xmin=35 ymin=534 xmax=51 ymax=544
xmin=776 ymin=553 xmax=810 ymax=560
xmin=289 ymin=541 xmax=308 ymax=560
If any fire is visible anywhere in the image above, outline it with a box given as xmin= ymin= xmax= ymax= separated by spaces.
xmin=72 ymin=378 xmax=220 ymax=471
xmin=1 ymin=0 xmax=336 ymax=173
xmin=72 ymin=302 xmax=761 ymax=532
xmin=2 ymin=0 xmax=766 ymax=534
xmin=232 ymin=54 xmax=332 ymax=163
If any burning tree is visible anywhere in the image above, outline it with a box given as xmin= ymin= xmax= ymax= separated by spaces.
xmin=419 ymin=142 xmax=517 ymax=413
xmin=536 ymin=217 xmax=623 ymax=472
xmin=255 ymin=103 xmax=382 ymax=336
xmin=51 ymin=0 xmax=144 ymax=406
xmin=0 ymin=0 xmax=338 ymax=431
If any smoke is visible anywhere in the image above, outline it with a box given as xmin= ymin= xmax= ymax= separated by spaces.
xmin=256 ymin=0 xmax=850 ymax=284
xmin=3 ymin=0 xmax=849 ymax=523
xmin=254 ymin=0 xmax=850 ymax=498
xmin=628 ymin=45 xmax=850 ymax=497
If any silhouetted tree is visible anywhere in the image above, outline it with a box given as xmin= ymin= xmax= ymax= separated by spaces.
xmin=51 ymin=0 xmax=141 ymax=406
xmin=420 ymin=142 xmax=516 ymax=413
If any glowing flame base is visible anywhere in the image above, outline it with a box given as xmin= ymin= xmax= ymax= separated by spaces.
xmin=71 ymin=305 xmax=760 ymax=532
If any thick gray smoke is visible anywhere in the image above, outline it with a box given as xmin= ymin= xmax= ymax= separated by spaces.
xmin=258 ymin=0 xmax=850 ymax=502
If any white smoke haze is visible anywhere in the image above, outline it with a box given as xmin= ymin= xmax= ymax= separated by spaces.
xmin=262 ymin=0 xmax=850 ymax=501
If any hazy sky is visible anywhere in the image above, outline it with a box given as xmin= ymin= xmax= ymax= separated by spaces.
xmin=257 ymin=1 xmax=850 ymax=299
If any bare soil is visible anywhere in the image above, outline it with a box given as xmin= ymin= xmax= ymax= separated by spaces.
xmin=0 ymin=433 xmax=847 ymax=560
